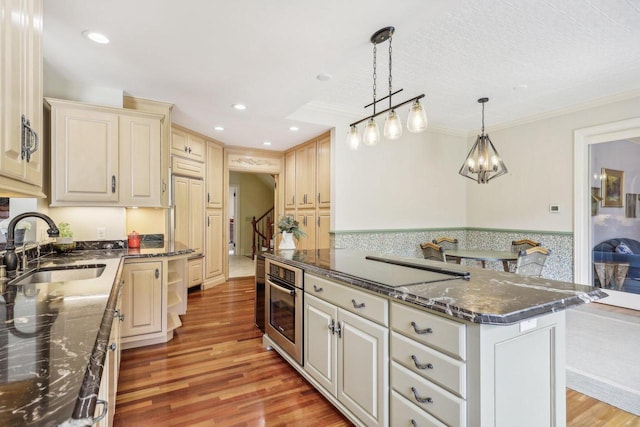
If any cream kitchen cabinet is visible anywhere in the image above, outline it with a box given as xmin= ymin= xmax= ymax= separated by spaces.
xmin=120 ymin=260 xmax=163 ymax=341
xmin=121 ymin=256 xmax=189 ymax=350
xmin=173 ymin=173 xmax=204 ymax=254
xmin=205 ymin=208 xmax=224 ymax=286
xmin=295 ymin=142 xmax=316 ymax=209
xmin=296 ymin=211 xmax=316 ymax=251
xmin=316 ymin=133 xmax=331 ymax=209
xmin=305 ymin=274 xmax=389 ymax=427
xmin=318 ymin=209 xmax=331 ymax=249
xmin=0 ymin=0 xmax=45 ymax=197
xmin=46 ymin=98 xmax=163 ymax=206
xmin=96 ymin=297 xmax=123 ymax=427
xmin=171 ymin=126 xmax=205 ymax=162
xmin=206 ymin=140 xmax=223 ymax=208
xmin=284 ymin=150 xmax=296 ymax=209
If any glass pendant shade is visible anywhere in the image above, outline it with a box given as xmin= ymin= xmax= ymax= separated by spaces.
xmin=362 ymin=118 xmax=380 ymax=146
xmin=458 ymin=133 xmax=508 ymax=184
xmin=383 ymin=110 xmax=403 ymax=140
xmin=407 ymin=99 xmax=428 ymax=133
xmin=347 ymin=125 xmax=361 ymax=151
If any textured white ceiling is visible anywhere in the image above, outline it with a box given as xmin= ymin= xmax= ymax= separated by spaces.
xmin=43 ymin=0 xmax=640 ymax=151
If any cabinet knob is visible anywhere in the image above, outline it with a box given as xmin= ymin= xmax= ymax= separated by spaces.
xmin=108 ymin=342 xmax=117 ymax=351
xmin=155 ymin=268 xmax=160 ymax=279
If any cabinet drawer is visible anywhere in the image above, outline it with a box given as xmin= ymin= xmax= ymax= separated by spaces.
xmin=392 ymin=362 xmax=466 ymax=427
xmin=306 ymin=274 xmax=388 ymax=326
xmin=391 ymin=390 xmax=447 ymax=427
xmin=391 ymin=302 xmax=466 ymax=360
xmin=172 ymin=156 xmax=204 ymax=179
xmin=391 ymin=332 xmax=466 ymax=398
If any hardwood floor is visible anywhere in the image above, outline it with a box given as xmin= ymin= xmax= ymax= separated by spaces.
xmin=115 ymin=278 xmax=640 ymax=426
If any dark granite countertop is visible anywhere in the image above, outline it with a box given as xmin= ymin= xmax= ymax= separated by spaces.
xmin=0 ymin=244 xmax=193 ymax=426
xmin=264 ymin=248 xmax=607 ymax=325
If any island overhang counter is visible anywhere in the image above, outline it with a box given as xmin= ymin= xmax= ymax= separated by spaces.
xmin=262 ymin=248 xmax=606 ymax=427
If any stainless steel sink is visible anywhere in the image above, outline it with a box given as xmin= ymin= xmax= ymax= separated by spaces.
xmin=13 ymin=264 xmax=106 ymax=285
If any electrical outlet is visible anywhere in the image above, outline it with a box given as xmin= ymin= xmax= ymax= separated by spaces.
xmin=97 ymin=227 xmax=106 ymax=240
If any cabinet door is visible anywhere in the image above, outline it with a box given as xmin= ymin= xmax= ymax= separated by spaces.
xmin=305 ymin=294 xmax=338 ymax=395
xmin=317 ymin=209 xmax=330 ymax=249
xmin=52 ymin=105 xmax=119 ymax=203
xmin=205 ymin=209 xmax=223 ymax=278
xmin=187 ymin=133 xmax=206 ymax=162
xmin=316 ymin=134 xmax=331 ymax=209
xmin=206 ymin=141 xmax=223 ymax=208
xmin=171 ymin=127 xmax=188 ymax=156
xmin=173 ymin=176 xmax=190 ymax=250
xmin=295 ymin=142 xmax=316 ymax=209
xmin=296 ymin=211 xmax=316 ymax=251
xmin=119 ymin=114 xmax=161 ymax=206
xmin=284 ymin=150 xmax=296 ymax=209
xmin=121 ymin=261 xmax=162 ymax=337
xmin=338 ymin=309 xmax=389 ymax=427
xmin=189 ymin=178 xmax=204 ymax=254
xmin=188 ymin=257 xmax=203 ymax=288
xmin=0 ymin=0 xmax=43 ymax=187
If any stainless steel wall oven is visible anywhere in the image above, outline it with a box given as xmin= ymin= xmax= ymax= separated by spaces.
xmin=265 ymin=259 xmax=303 ymax=365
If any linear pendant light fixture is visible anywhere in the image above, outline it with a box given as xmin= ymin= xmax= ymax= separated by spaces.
xmin=347 ymin=27 xmax=427 ymax=150
xmin=458 ymin=97 xmax=508 ymax=184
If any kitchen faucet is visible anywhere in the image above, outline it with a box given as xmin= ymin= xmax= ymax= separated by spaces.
xmin=2 ymin=212 xmax=59 ymax=276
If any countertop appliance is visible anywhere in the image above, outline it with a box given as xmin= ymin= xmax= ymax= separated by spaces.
xmin=265 ymin=258 xmax=303 ymax=365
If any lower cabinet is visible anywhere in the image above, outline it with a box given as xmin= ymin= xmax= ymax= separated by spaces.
xmin=305 ymin=291 xmax=388 ymax=427
xmin=95 ymin=294 xmax=123 ymax=427
xmin=120 ymin=260 xmax=162 ymax=338
xmin=119 ymin=256 xmax=188 ymax=349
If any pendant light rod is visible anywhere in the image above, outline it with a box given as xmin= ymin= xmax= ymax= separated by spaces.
xmin=363 ymin=88 xmax=404 ymax=109
xmin=349 ymin=93 xmax=425 ymax=128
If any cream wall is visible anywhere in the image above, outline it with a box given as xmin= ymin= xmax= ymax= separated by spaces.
xmin=464 ymin=95 xmax=640 ymax=232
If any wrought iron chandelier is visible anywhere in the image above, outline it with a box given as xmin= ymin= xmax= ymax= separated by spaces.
xmin=347 ymin=27 xmax=427 ymax=150
xmin=458 ymin=97 xmax=508 ymax=184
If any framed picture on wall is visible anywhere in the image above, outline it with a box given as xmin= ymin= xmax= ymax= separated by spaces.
xmin=591 ymin=187 xmax=602 ymax=216
xmin=602 ymin=168 xmax=624 ymax=207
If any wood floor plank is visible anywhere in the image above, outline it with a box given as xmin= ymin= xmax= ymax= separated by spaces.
xmin=114 ymin=277 xmax=640 ymax=426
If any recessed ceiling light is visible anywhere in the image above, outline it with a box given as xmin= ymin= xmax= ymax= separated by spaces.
xmin=317 ymin=73 xmax=333 ymax=82
xmin=232 ymin=103 xmax=247 ymax=110
xmin=82 ymin=30 xmax=110 ymax=44
xmin=289 ymin=126 xmax=299 ymax=132
xmin=214 ymin=126 xmax=224 ymax=131
xmin=263 ymin=141 xmax=272 ymax=146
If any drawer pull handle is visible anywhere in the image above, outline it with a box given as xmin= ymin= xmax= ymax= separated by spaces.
xmin=411 ymin=355 xmax=434 ymax=370
xmin=411 ymin=321 xmax=433 ymax=335
xmin=313 ymin=285 xmax=323 ymax=292
xmin=411 ymin=387 xmax=434 ymax=404
xmin=411 ymin=421 xmax=417 ymax=427
xmin=351 ymin=299 xmax=365 ymax=309
xmin=335 ymin=321 xmax=343 ymax=338
xmin=328 ymin=319 xmax=335 ymax=334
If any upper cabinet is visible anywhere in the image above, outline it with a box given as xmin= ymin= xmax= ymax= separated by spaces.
xmin=46 ymin=98 xmax=164 ymax=207
xmin=206 ymin=140 xmax=223 ymax=208
xmin=171 ymin=126 xmax=205 ymax=162
xmin=295 ymin=142 xmax=317 ymax=209
xmin=283 ymin=131 xmax=331 ymax=250
xmin=0 ymin=0 xmax=45 ymax=197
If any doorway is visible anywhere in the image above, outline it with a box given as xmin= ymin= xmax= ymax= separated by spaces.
xmin=574 ymin=117 xmax=640 ymax=310
xmin=228 ymin=171 xmax=275 ymax=278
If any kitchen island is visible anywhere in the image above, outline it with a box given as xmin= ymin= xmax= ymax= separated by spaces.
xmin=0 ymin=243 xmax=192 ymax=427
xmin=263 ymin=249 xmax=606 ymax=427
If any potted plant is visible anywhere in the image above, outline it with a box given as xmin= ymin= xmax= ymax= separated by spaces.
xmin=276 ymin=215 xmax=306 ymax=250
xmin=54 ymin=222 xmax=76 ymax=253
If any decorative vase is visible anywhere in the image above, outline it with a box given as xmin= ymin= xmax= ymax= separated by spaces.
xmin=279 ymin=231 xmax=296 ymax=250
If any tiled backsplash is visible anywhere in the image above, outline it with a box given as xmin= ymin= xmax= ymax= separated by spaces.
xmin=334 ymin=228 xmax=573 ymax=282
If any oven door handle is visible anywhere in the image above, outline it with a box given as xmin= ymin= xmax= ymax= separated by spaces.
xmin=268 ymin=280 xmax=297 ymax=296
